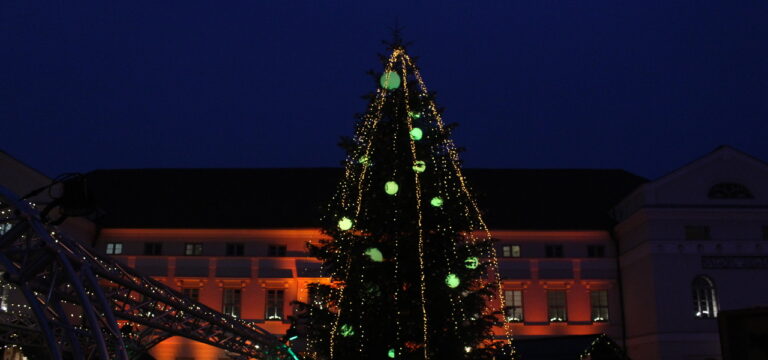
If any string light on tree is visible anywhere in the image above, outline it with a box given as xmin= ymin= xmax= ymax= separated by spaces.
xmin=290 ymin=38 xmax=514 ymax=360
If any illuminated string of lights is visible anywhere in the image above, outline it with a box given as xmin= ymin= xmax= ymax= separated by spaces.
xmin=400 ymin=56 xmax=431 ymax=360
xmin=405 ymin=54 xmax=515 ymax=356
xmin=327 ymin=50 xmax=402 ymax=359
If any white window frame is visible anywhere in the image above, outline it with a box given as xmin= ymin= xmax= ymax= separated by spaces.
xmin=693 ymin=276 xmax=718 ymax=319
xmin=590 ymin=290 xmax=609 ymax=322
xmin=501 ymin=245 xmax=520 ymax=258
xmin=504 ymin=290 xmax=524 ymax=322
xmin=106 ymin=242 xmax=123 ymax=255
xmin=547 ymin=290 xmax=567 ymax=322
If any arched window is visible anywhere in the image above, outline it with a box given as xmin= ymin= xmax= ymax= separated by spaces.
xmin=692 ymin=276 xmax=718 ymax=318
xmin=708 ymin=182 xmax=753 ymax=199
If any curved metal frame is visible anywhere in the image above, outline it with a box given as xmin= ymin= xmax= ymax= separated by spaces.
xmin=0 ymin=186 xmax=296 ymax=359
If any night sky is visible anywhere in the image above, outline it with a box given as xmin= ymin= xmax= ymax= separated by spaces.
xmin=2 ymin=1 xmax=766 ymax=179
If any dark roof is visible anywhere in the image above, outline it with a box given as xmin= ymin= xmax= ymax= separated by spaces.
xmin=79 ymin=168 xmax=646 ymax=230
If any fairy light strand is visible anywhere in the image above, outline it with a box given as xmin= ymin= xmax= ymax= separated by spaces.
xmin=405 ymin=54 xmax=515 ymax=356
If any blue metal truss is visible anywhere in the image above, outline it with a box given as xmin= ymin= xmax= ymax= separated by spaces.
xmin=0 ymin=186 xmax=298 ymax=360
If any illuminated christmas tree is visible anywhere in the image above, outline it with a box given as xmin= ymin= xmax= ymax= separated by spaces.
xmin=291 ymin=38 xmax=513 ymax=360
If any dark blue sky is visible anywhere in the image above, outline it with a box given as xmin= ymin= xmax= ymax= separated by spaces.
xmin=2 ymin=1 xmax=766 ymax=179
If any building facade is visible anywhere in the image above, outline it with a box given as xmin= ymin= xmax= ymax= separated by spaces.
xmin=1 ymin=146 xmax=767 ymax=360
xmin=613 ymin=146 xmax=768 ymax=360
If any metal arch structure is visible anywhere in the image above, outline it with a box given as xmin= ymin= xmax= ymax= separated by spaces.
xmin=0 ymin=186 xmax=299 ymax=360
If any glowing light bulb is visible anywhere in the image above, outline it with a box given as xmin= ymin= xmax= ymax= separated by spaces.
xmin=412 ymin=160 xmax=426 ymax=173
xmin=379 ymin=71 xmax=401 ymax=90
xmin=340 ymin=324 xmax=355 ymax=337
xmin=409 ymin=127 xmax=423 ymax=141
xmin=430 ymin=197 xmax=444 ymax=207
xmin=364 ymin=248 xmax=384 ymax=262
xmin=338 ymin=217 xmax=353 ymax=231
xmin=445 ymin=273 xmax=460 ymax=288
xmin=385 ymin=181 xmax=399 ymax=195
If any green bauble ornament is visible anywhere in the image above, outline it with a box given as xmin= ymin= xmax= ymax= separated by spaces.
xmin=408 ymin=111 xmax=422 ymax=119
xmin=358 ymin=155 xmax=370 ymax=165
xmin=409 ymin=127 xmax=423 ymax=141
xmin=388 ymin=349 xmax=396 ymax=358
xmin=464 ymin=256 xmax=480 ymax=269
xmin=364 ymin=247 xmax=384 ymax=262
xmin=384 ymin=181 xmax=399 ymax=195
xmin=338 ymin=217 xmax=353 ymax=231
xmin=430 ymin=196 xmax=444 ymax=207
xmin=340 ymin=324 xmax=355 ymax=337
xmin=379 ymin=71 xmax=401 ymax=90
xmin=445 ymin=273 xmax=460 ymax=288
xmin=412 ymin=160 xmax=426 ymax=173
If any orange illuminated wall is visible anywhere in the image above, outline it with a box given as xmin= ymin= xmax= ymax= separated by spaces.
xmin=98 ymin=228 xmax=623 ymax=359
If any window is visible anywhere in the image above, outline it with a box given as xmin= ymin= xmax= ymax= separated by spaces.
xmin=185 ymin=243 xmax=203 ymax=256
xmin=547 ymin=290 xmax=567 ymax=322
xmin=0 ymin=223 xmax=11 ymax=235
xmin=504 ymin=290 xmax=523 ymax=322
xmin=590 ymin=290 xmax=609 ymax=322
xmin=685 ymin=226 xmax=711 ymax=240
xmin=501 ymin=245 xmax=521 ymax=258
xmin=545 ymin=245 xmax=564 ymax=258
xmin=222 ymin=288 xmax=241 ymax=318
xmin=266 ymin=289 xmax=284 ymax=320
xmin=587 ymin=245 xmax=605 ymax=258
xmin=226 ymin=243 xmax=244 ymax=256
xmin=268 ymin=245 xmax=287 ymax=257
xmin=106 ymin=242 xmax=123 ymax=255
xmin=693 ymin=276 xmax=718 ymax=319
xmin=182 ymin=288 xmax=200 ymax=302
xmin=708 ymin=182 xmax=753 ymax=199
xmin=144 ymin=242 xmax=162 ymax=255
